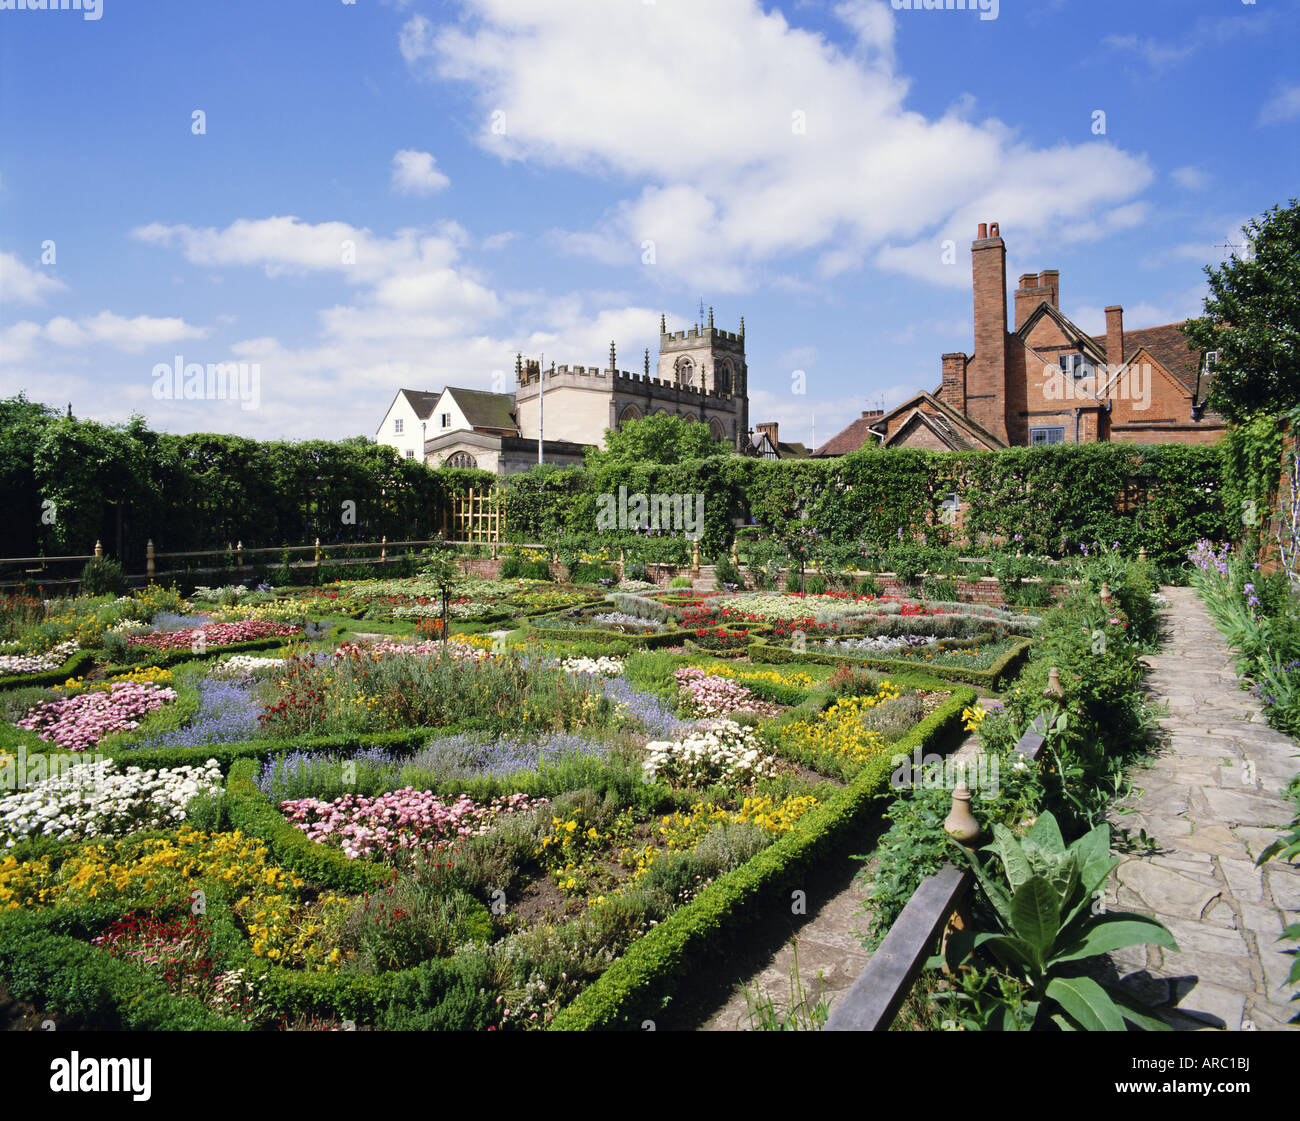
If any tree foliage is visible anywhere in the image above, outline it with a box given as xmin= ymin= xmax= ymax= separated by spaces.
xmin=1184 ymin=199 xmax=1300 ymax=423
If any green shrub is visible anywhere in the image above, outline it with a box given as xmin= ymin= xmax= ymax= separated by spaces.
xmin=79 ymin=556 xmax=128 ymax=597
xmin=669 ymin=575 xmax=693 ymax=589
xmin=805 ymin=574 xmax=828 ymax=596
xmin=501 ymin=556 xmax=553 ymax=581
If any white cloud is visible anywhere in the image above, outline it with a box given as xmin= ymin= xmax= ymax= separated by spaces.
xmin=1259 ymin=83 xmax=1300 ymax=126
xmin=0 ymin=250 xmax=67 ymax=305
xmin=1171 ymin=166 xmax=1209 ymax=191
xmin=391 ymin=149 xmax=451 ymax=195
xmin=0 ymin=312 xmax=208 ymax=364
xmin=403 ymin=0 xmax=1154 ymax=291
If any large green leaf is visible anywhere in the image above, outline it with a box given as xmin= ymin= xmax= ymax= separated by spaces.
xmin=1051 ymin=914 xmax=1179 ymax=966
xmin=1045 ymin=975 xmax=1127 ymax=1031
xmin=972 ymin=932 xmax=1037 ymax=974
xmin=992 ymin=823 xmax=1034 ymax=892
xmin=1024 ymin=809 xmax=1066 ymax=856
xmin=965 ymin=848 xmax=1015 ymax=931
xmin=1008 ymin=876 xmax=1062 ymax=967
xmin=1104 ymin=983 xmax=1173 ymax=1031
xmin=1074 ymin=824 xmax=1118 ymax=897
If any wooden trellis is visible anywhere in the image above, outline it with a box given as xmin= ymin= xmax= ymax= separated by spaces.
xmin=450 ymin=487 xmax=502 ymax=543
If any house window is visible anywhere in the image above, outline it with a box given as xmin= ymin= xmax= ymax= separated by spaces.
xmin=394 ymin=418 xmax=404 ymax=434
xmin=1059 ymin=353 xmax=1094 ymax=379
xmin=441 ymin=413 xmax=451 ymax=428
xmin=404 ymin=449 xmax=415 ymax=458
xmin=1029 ymin=426 xmax=1066 ymax=445
xmin=446 ymin=452 xmax=477 ymax=469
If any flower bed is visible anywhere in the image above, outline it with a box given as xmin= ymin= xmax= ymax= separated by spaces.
xmin=279 ymin=789 xmax=545 ymax=861
xmin=128 ymin=619 xmax=301 ymax=652
xmin=0 ymin=759 xmax=222 ymax=847
xmin=673 ymin=666 xmax=784 ymax=719
xmin=0 ymin=639 xmax=80 ymax=676
xmin=642 ymin=719 xmax=778 ymax=787
xmin=16 ymin=682 xmax=179 ymax=751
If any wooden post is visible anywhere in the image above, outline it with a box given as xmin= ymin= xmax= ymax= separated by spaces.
xmin=94 ymin=540 xmax=102 ymax=559
xmin=381 ymin=535 xmax=387 ymax=561
xmin=692 ymin=538 xmax=700 ymax=574
xmin=619 ymin=548 xmax=626 ymax=578
xmin=314 ymin=537 xmax=321 ymax=566
xmin=731 ymin=541 xmax=739 ymax=567
xmin=146 ymin=540 xmax=155 ymax=579
xmin=236 ymin=540 xmax=244 ymax=575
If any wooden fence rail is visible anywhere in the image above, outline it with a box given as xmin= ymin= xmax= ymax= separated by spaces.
xmin=824 ymin=713 xmax=1049 ymax=1032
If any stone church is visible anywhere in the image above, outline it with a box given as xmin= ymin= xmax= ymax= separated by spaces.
xmin=377 ymin=312 xmax=753 ymax=474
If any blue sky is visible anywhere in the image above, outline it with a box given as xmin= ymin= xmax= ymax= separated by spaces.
xmin=1 ymin=0 xmax=1297 ymax=449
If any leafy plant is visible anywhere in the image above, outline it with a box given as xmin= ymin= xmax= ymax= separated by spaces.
xmin=80 ymin=556 xmax=128 ymax=597
xmin=938 ymin=811 xmax=1177 ymax=1031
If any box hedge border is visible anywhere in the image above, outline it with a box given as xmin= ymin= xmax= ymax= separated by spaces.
xmin=546 ymin=684 xmax=975 ymax=1031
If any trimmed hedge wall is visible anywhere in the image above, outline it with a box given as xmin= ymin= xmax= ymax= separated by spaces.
xmin=547 ymin=685 xmax=976 ymax=1030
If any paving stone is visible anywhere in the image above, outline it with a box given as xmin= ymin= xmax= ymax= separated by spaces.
xmin=1199 ymin=787 xmax=1294 ymax=828
xmin=1264 ymin=865 xmax=1300 ymax=912
xmin=1117 ymin=861 xmax=1223 ymax=916
xmin=1218 ymin=857 xmax=1269 ymax=905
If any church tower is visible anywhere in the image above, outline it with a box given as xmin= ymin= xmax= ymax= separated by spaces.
xmin=656 ymin=308 xmax=748 ymax=448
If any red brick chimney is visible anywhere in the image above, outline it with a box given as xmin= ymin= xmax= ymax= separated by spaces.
xmin=1014 ymin=273 xmax=1040 ymax=331
xmin=1105 ymin=305 xmax=1124 ymax=366
xmin=969 ymin=221 xmax=1009 ymax=443
xmin=941 ymin=353 xmax=967 ymax=412
xmin=1013 ymin=269 xmax=1061 ymax=330
xmin=1039 ymin=270 xmax=1059 ymax=308
xmin=861 ymin=409 xmax=883 ymax=420
xmin=756 ymin=421 xmax=779 ymax=449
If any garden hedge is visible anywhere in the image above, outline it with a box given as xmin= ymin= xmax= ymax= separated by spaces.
xmin=547 ymin=685 xmax=976 ymax=1030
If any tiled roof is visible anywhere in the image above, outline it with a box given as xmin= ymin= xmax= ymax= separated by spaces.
xmin=444 ymin=387 xmax=519 ymax=432
xmin=398 ymin=389 xmax=441 ymax=420
xmin=813 ymin=415 xmax=878 ymax=456
xmin=1088 ymin=323 xmax=1202 ymax=394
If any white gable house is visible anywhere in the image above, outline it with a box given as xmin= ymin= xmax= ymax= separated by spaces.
xmin=376 ymin=389 xmax=439 ymax=460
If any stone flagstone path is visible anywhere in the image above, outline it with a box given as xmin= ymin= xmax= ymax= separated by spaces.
xmin=1107 ymin=586 xmax=1299 ymax=1031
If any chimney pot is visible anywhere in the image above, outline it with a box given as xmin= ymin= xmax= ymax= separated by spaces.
xmin=977 ymin=222 xmax=988 ymax=239
xmin=989 ymin=222 xmax=999 ymax=237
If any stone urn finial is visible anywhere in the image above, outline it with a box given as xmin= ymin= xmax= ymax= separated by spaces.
xmin=944 ymin=782 xmax=980 ymax=843
xmin=1099 ymin=581 xmax=1112 ymax=602
xmin=1043 ymin=665 xmax=1064 ymax=701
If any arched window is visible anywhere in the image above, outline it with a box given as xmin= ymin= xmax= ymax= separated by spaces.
xmin=715 ymin=359 xmax=732 ymax=394
xmin=675 ymin=357 xmax=695 ymax=387
xmin=708 ymin=416 xmax=727 ymax=442
xmin=445 ymin=451 xmax=477 ymax=469
xmin=617 ymin=404 xmax=642 ymax=429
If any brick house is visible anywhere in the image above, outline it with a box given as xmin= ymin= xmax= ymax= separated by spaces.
xmin=857 ymin=222 xmax=1226 ymax=451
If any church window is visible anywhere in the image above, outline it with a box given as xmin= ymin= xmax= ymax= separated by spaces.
xmin=446 ymin=452 xmax=478 ymax=468
xmin=676 ymin=358 xmax=695 ymax=387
